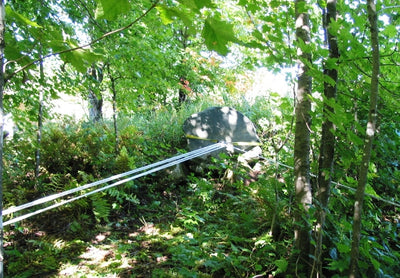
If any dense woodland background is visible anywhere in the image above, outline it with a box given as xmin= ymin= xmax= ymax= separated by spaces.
xmin=0 ymin=0 xmax=399 ymax=277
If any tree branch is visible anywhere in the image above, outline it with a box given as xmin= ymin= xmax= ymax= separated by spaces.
xmin=379 ymin=5 xmax=400 ymax=12
xmin=349 ymin=0 xmax=380 ymax=275
xmin=76 ymin=0 xmax=107 ymax=33
xmin=351 ymin=60 xmax=399 ymax=97
xmin=5 ymin=0 xmax=160 ymax=82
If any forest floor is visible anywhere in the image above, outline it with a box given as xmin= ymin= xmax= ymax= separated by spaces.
xmin=54 ymin=221 xmax=176 ymax=277
xmin=5 ymin=164 xmax=286 ymax=278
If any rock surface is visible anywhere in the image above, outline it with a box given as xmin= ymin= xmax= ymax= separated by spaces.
xmin=183 ymin=106 xmax=260 ymax=155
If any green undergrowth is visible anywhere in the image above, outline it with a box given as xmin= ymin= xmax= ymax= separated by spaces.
xmin=3 ymin=97 xmax=400 ymax=277
xmin=2 ymin=97 xmax=296 ymax=277
xmin=5 ymin=162 xmax=295 ymax=278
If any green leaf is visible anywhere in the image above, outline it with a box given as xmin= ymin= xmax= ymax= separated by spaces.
xmin=328 ymin=20 xmax=341 ymax=36
xmin=365 ymin=184 xmax=379 ymax=198
xmin=156 ymin=5 xmax=194 ymax=31
xmin=347 ymin=130 xmax=364 ymax=146
xmin=60 ymin=43 xmax=101 ymax=73
xmin=337 ymin=242 xmax=351 ymax=253
xmin=4 ymin=33 xmax=32 ymax=63
xmin=252 ymin=29 xmax=264 ymax=41
xmin=370 ymin=257 xmax=380 ymax=271
xmin=269 ymin=0 xmax=281 ymax=8
xmin=156 ymin=5 xmax=193 ymax=26
xmin=95 ymin=0 xmax=131 ymax=20
xmin=382 ymin=24 xmax=398 ymax=38
xmin=91 ymin=194 xmax=110 ymax=223
xmin=325 ymin=57 xmax=339 ymax=70
xmin=323 ymin=74 xmax=336 ymax=86
xmin=202 ymin=17 xmax=238 ymax=56
xmin=5 ymin=5 xmax=42 ymax=28
xmin=273 ymin=258 xmax=288 ymax=274
xmin=179 ymin=0 xmax=214 ymax=12
xmin=230 ymin=242 xmax=239 ymax=253
xmin=156 ymin=5 xmax=175 ymax=24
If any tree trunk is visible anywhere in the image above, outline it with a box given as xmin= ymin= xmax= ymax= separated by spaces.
xmin=88 ymin=90 xmax=103 ymax=122
xmin=88 ymin=64 xmax=103 ymax=122
xmin=349 ymin=0 xmax=379 ymax=277
xmin=107 ymin=68 xmax=119 ymax=153
xmin=35 ymin=44 xmax=45 ymax=186
xmin=294 ymin=0 xmax=312 ymax=272
xmin=0 ymin=1 xmax=5 ymax=277
xmin=312 ymin=1 xmax=339 ymax=276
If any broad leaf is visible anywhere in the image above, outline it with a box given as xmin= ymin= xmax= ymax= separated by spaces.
xmin=202 ymin=17 xmax=238 ymax=56
xmin=156 ymin=5 xmax=194 ymax=33
xmin=6 ymin=5 xmax=42 ymax=28
xmin=60 ymin=43 xmax=101 ymax=73
xmin=325 ymin=57 xmax=339 ymax=70
xmin=156 ymin=5 xmax=175 ymax=25
xmin=382 ymin=24 xmax=397 ymax=38
xmin=4 ymin=32 xmax=32 ymax=64
xmin=95 ymin=0 xmax=131 ymax=20
xmin=179 ymin=0 xmax=214 ymax=12
xmin=365 ymin=184 xmax=379 ymax=198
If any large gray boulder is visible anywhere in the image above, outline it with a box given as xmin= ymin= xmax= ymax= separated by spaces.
xmin=183 ymin=107 xmax=261 ymax=158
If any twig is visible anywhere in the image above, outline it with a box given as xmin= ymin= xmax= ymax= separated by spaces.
xmin=5 ymin=0 xmax=160 ymax=82
xmin=251 ymin=272 xmax=268 ymax=278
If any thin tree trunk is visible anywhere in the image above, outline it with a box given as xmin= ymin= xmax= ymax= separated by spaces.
xmin=312 ymin=1 xmax=339 ymax=276
xmin=35 ymin=44 xmax=45 ymax=185
xmin=35 ymin=92 xmax=43 ymax=180
xmin=88 ymin=90 xmax=103 ymax=122
xmin=88 ymin=64 xmax=103 ymax=122
xmin=349 ymin=1 xmax=379 ymax=277
xmin=294 ymin=0 xmax=312 ymax=272
xmin=110 ymin=75 xmax=119 ymax=153
xmin=105 ymin=63 xmax=120 ymax=152
xmin=0 ymin=1 xmax=5 ymax=277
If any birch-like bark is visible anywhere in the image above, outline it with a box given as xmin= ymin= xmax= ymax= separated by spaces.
xmin=108 ymin=69 xmax=119 ymax=153
xmin=35 ymin=44 xmax=45 ymax=184
xmin=312 ymin=1 xmax=338 ymax=276
xmin=294 ymin=0 xmax=312 ymax=270
xmin=88 ymin=64 xmax=103 ymax=122
xmin=0 ymin=1 xmax=5 ymax=277
xmin=349 ymin=0 xmax=379 ymax=276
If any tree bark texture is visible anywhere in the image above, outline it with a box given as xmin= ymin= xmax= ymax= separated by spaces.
xmin=88 ymin=90 xmax=103 ymax=122
xmin=312 ymin=1 xmax=339 ymax=276
xmin=35 ymin=44 xmax=45 ymax=184
xmin=349 ymin=0 xmax=379 ymax=277
xmin=0 ymin=1 xmax=5 ymax=277
xmin=294 ymin=0 xmax=313 ymax=270
xmin=88 ymin=64 xmax=104 ymax=122
xmin=109 ymin=73 xmax=119 ymax=153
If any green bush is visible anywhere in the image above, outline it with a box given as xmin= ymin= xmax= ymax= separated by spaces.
xmin=3 ymin=96 xmax=399 ymax=277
